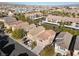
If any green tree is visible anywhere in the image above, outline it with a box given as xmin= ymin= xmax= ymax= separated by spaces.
xmin=26 ymin=17 xmax=33 ymax=24
xmin=58 ymin=21 xmax=65 ymax=31
xmin=0 ymin=21 xmax=4 ymax=29
xmin=14 ymin=13 xmax=26 ymax=22
xmin=12 ymin=29 xmax=25 ymax=39
xmin=6 ymin=27 xmax=12 ymax=33
xmin=31 ymin=41 xmax=37 ymax=49
xmin=0 ymin=12 xmax=8 ymax=17
xmin=40 ymin=10 xmax=48 ymax=16
xmin=72 ymin=13 xmax=76 ymax=17
xmin=77 ymin=13 xmax=79 ymax=16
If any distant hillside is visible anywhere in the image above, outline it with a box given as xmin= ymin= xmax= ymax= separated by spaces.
xmin=0 ymin=2 xmax=79 ymax=7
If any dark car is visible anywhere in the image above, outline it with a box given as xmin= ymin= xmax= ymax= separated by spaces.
xmin=23 ymin=37 xmax=27 ymax=41
xmin=24 ymin=40 xmax=30 ymax=45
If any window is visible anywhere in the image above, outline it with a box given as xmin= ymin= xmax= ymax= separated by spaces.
xmin=60 ymin=47 xmax=65 ymax=51
xmin=56 ymin=38 xmax=63 ymax=42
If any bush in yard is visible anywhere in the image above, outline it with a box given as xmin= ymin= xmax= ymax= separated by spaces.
xmin=12 ymin=29 xmax=25 ymax=39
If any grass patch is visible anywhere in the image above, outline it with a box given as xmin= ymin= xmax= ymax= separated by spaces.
xmin=42 ymin=23 xmax=61 ymax=33
xmin=42 ymin=23 xmax=79 ymax=36
xmin=39 ymin=44 xmax=55 ymax=56
xmin=31 ymin=41 xmax=37 ymax=49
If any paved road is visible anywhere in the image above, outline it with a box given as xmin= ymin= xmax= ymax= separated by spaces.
xmin=9 ymin=38 xmax=37 ymax=56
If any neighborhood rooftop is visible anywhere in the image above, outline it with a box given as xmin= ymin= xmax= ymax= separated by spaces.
xmin=55 ymin=32 xmax=73 ymax=49
xmin=46 ymin=14 xmax=79 ymax=23
xmin=28 ymin=26 xmax=45 ymax=36
xmin=2 ymin=16 xmax=17 ymax=24
xmin=37 ymin=30 xmax=56 ymax=41
xmin=74 ymin=36 xmax=79 ymax=50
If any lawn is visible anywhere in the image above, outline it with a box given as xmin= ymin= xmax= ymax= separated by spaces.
xmin=42 ymin=23 xmax=54 ymax=30
xmin=39 ymin=44 xmax=55 ymax=56
xmin=42 ymin=23 xmax=79 ymax=36
xmin=42 ymin=23 xmax=61 ymax=33
xmin=62 ymin=27 xmax=79 ymax=35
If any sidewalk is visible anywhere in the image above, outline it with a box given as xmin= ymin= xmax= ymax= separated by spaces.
xmin=32 ymin=44 xmax=45 ymax=55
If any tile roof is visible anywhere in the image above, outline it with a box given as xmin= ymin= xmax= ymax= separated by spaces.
xmin=55 ymin=32 xmax=73 ymax=49
xmin=27 ymin=24 xmax=36 ymax=30
xmin=46 ymin=15 xmax=79 ymax=23
xmin=74 ymin=36 xmax=79 ymax=50
xmin=25 ymin=12 xmax=43 ymax=17
xmin=12 ymin=21 xmax=29 ymax=31
xmin=37 ymin=30 xmax=56 ymax=41
xmin=3 ymin=16 xmax=17 ymax=25
xmin=28 ymin=26 xmax=45 ymax=36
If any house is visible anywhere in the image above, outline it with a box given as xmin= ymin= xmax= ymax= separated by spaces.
xmin=27 ymin=24 xmax=36 ymax=31
xmin=1 ymin=17 xmax=17 ymax=23
xmin=0 ymin=16 xmax=37 ymax=32
xmin=46 ymin=14 xmax=79 ymax=23
xmin=12 ymin=23 xmax=36 ymax=32
xmin=74 ymin=36 xmax=79 ymax=56
xmin=0 ymin=16 xmax=29 ymax=31
xmin=32 ymin=30 xmax=56 ymax=55
xmin=0 ymin=16 xmax=17 ymax=29
xmin=27 ymin=26 xmax=45 ymax=41
xmin=63 ymin=8 xmax=79 ymax=14
xmin=25 ymin=12 xmax=43 ymax=20
xmin=45 ymin=14 xmax=79 ymax=29
xmin=27 ymin=27 xmax=56 ymax=55
xmin=45 ymin=15 xmax=61 ymax=23
xmin=11 ymin=21 xmax=29 ymax=31
xmin=8 ymin=11 xmax=14 ymax=16
xmin=36 ymin=30 xmax=56 ymax=46
xmin=55 ymin=32 xmax=73 ymax=55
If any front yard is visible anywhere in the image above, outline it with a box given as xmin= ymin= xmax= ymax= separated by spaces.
xmin=39 ymin=44 xmax=55 ymax=56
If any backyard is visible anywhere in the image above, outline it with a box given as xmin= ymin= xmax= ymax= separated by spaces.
xmin=42 ymin=23 xmax=79 ymax=35
xmin=42 ymin=23 xmax=61 ymax=33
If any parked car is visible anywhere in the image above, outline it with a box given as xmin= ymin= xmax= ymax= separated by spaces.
xmin=24 ymin=40 xmax=30 ymax=45
xmin=23 ymin=37 xmax=27 ymax=42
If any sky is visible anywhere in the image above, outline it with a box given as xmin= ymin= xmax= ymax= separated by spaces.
xmin=12 ymin=2 xmax=79 ymax=6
